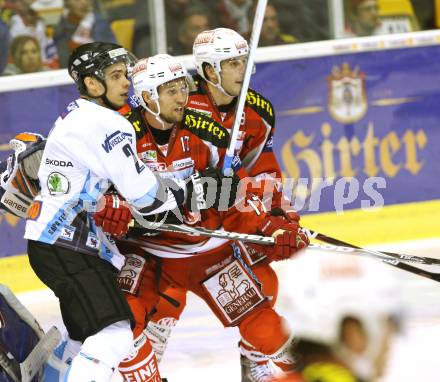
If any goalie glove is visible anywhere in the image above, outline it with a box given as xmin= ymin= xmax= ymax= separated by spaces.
xmin=0 ymin=133 xmax=45 ymax=218
xmin=245 ymin=216 xmax=309 ymax=262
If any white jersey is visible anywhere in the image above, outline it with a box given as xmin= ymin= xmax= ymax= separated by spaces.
xmin=25 ymin=98 xmax=163 ymax=269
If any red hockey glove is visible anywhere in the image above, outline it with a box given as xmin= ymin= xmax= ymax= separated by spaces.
xmin=251 ymin=216 xmax=309 ymax=262
xmin=93 ymin=194 xmax=132 ymax=238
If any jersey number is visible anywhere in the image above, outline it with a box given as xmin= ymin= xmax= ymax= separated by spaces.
xmin=123 ymin=144 xmax=145 ymax=174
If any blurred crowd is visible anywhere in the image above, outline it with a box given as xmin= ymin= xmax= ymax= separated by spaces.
xmin=0 ymin=0 xmax=438 ymax=76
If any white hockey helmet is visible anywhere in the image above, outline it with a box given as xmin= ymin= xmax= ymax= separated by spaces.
xmin=131 ymin=54 xmax=188 ymax=114
xmin=193 ymin=28 xmax=249 ymax=84
xmin=274 ymin=252 xmax=403 ymax=380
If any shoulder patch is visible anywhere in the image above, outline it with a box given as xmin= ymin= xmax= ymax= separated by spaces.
xmin=182 ymin=108 xmax=230 ymax=148
xmin=246 ymin=89 xmax=275 ymax=127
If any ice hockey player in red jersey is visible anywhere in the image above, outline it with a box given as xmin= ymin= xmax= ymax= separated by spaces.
xmin=93 ymin=53 xmax=309 ymax=381
xmin=143 ymin=28 xmax=301 ymax=381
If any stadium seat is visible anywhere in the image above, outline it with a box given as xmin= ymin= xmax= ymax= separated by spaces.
xmin=111 ymin=18 xmax=135 ymax=51
xmin=377 ymin=0 xmax=420 ymax=33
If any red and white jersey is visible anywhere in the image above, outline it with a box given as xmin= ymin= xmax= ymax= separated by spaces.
xmin=119 ymin=105 xmax=265 ymax=258
xmin=187 ymin=75 xmax=283 ymax=208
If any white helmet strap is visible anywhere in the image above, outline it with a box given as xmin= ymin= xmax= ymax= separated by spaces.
xmin=205 ymin=61 xmax=235 ymax=98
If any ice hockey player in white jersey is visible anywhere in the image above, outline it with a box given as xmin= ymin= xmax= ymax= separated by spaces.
xmin=17 ymin=42 xmax=185 ymax=382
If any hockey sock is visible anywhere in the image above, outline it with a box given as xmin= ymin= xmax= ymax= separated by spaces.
xmin=65 ymin=320 xmax=132 ymax=382
xmin=118 ymin=330 xmax=161 ymax=382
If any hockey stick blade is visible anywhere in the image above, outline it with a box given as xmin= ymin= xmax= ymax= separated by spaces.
xmin=304 ymin=229 xmax=440 ymax=266
xmin=303 ymin=228 xmax=440 ymax=282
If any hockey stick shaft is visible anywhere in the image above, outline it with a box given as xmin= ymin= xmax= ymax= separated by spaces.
xmin=127 ymin=222 xmax=440 ymax=280
xmin=127 ymin=223 xmax=429 ymax=264
xmin=222 ymin=0 xmax=267 ymax=175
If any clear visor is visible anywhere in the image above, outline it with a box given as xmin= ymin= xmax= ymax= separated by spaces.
xmin=220 ymin=54 xmax=256 ymax=74
xmin=98 ymin=49 xmax=138 ymax=77
xmin=157 ymin=76 xmax=189 ymax=97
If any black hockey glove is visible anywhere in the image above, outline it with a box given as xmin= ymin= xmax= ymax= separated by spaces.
xmin=185 ymin=166 xmax=241 ymax=212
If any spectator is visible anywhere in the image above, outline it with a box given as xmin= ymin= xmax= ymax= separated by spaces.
xmin=344 ymin=0 xmax=381 ymax=37
xmin=212 ymin=0 xmax=254 ymax=36
xmin=172 ymin=6 xmax=212 ymax=55
xmin=258 ymin=3 xmax=297 ymax=47
xmin=6 ymin=0 xmax=58 ymax=68
xmin=3 ymin=35 xmax=44 ymax=75
xmin=165 ymin=0 xmax=201 ymax=54
xmin=54 ymin=0 xmax=116 ymax=68
xmin=272 ymin=0 xmax=330 ymax=42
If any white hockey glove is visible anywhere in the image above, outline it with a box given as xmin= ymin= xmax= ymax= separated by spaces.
xmin=0 ymin=133 xmax=45 ymax=218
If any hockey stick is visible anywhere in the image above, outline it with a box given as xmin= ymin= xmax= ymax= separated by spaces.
xmin=304 ymin=228 xmax=440 ymax=266
xmin=126 ymin=223 xmax=433 ymax=264
xmin=222 ymin=0 xmax=268 ymax=175
xmin=126 ymin=222 xmax=275 ymax=245
xmin=125 ymin=223 xmax=440 ymax=281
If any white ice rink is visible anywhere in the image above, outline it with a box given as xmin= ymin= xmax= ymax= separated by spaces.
xmin=16 ymin=239 xmax=440 ymax=382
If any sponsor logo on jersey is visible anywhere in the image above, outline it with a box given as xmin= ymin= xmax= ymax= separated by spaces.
xmin=186 ymin=106 xmax=212 ymax=117
xmin=27 ymin=200 xmax=42 ymax=220
xmin=184 ymin=109 xmax=229 ymax=148
xmin=47 ymin=210 xmax=68 ymax=235
xmin=86 ymin=232 xmax=100 ymax=249
xmin=172 ymin=158 xmax=194 ymax=171
xmin=117 ymin=254 xmax=146 ymax=295
xmin=232 ymin=155 xmax=242 ymax=169
xmin=146 ymin=162 xmax=167 ymax=172
xmin=45 ymin=158 xmax=74 ymax=167
xmin=189 ymin=100 xmax=209 ymax=107
xmin=263 ymin=135 xmax=273 ymax=152
xmin=246 ymin=89 xmax=274 ymax=126
xmin=47 ymin=172 xmax=70 ymax=195
xmin=202 ymin=260 xmax=266 ymax=324
xmin=141 ymin=150 xmax=157 ymax=162
xmin=61 ymin=101 xmax=79 ymax=119
xmin=102 ymin=131 xmax=133 ymax=153
xmin=157 ymin=143 xmax=169 ymax=156
xmin=60 ymin=225 xmax=76 ymax=241
xmin=128 ymin=95 xmax=140 ymax=108
xmin=189 ymin=172 xmax=207 ymax=209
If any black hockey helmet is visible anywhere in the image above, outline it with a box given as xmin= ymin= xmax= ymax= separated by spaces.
xmin=68 ymin=42 xmax=136 ymax=94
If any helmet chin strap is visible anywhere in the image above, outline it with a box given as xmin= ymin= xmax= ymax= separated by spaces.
xmin=206 ymin=72 xmax=236 ymax=98
xmin=144 ymin=99 xmax=167 ymax=129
